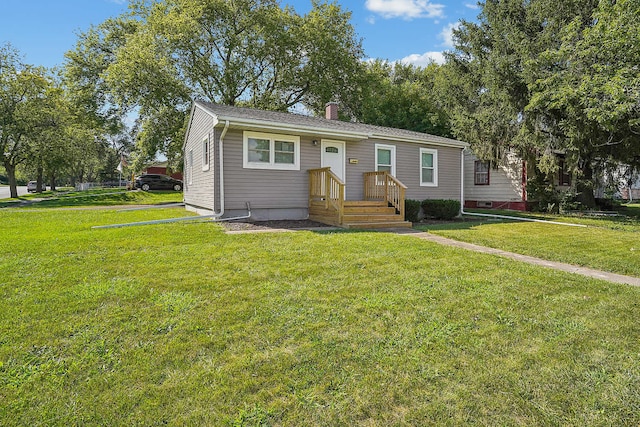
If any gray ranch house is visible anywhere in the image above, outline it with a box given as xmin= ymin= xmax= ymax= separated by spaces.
xmin=183 ymin=100 xmax=468 ymax=228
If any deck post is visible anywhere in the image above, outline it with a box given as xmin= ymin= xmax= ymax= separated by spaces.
xmin=324 ymin=170 xmax=330 ymax=209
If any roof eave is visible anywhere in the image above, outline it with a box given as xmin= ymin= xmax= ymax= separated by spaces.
xmin=370 ymin=133 xmax=469 ymax=149
xmin=215 ymin=116 xmax=371 ymax=140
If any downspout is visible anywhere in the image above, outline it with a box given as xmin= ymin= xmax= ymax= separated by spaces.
xmin=211 ymin=120 xmax=252 ymax=222
xmin=460 ymin=147 xmax=465 ymax=217
xmin=459 ymin=147 xmax=586 ymax=228
xmin=215 ymin=120 xmax=229 ymax=217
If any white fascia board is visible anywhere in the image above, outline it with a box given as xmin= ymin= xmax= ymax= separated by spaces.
xmin=371 ymin=133 xmax=469 ymax=149
xmin=215 ymin=116 xmax=371 ymax=140
xmin=182 ymin=103 xmax=198 ymax=150
xmin=183 ymin=103 xmax=220 ymax=149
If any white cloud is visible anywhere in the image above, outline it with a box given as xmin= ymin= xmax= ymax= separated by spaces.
xmin=399 ymin=51 xmax=445 ymax=66
xmin=365 ymin=0 xmax=445 ymax=20
xmin=464 ymin=2 xmax=480 ymax=9
xmin=439 ymin=22 xmax=460 ymax=48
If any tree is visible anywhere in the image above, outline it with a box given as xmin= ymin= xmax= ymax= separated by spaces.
xmin=353 ymin=60 xmax=452 ymax=136
xmin=65 ymin=0 xmax=365 ymax=168
xmin=441 ymin=0 xmax=603 ymax=206
xmin=526 ymin=0 xmax=640 ymax=206
xmin=0 ymin=44 xmax=57 ymax=198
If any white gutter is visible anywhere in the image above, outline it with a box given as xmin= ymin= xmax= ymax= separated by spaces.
xmin=371 ymin=134 xmax=468 ymax=149
xmin=222 ymin=118 xmax=468 ymax=148
xmin=216 ymin=116 xmax=370 ymax=140
xmin=215 ymin=120 xmax=229 ymax=217
xmin=459 ymin=147 xmax=586 ymax=228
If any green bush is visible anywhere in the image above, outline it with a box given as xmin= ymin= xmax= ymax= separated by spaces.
xmin=404 ymin=199 xmax=421 ymax=223
xmin=527 ymin=174 xmax=561 ymax=213
xmin=421 ymin=199 xmax=460 ymax=220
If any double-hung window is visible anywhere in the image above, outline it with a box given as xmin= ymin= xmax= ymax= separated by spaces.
xmin=202 ymin=135 xmax=210 ymax=171
xmin=474 ymin=160 xmax=490 ymax=185
xmin=243 ymin=131 xmax=300 ymax=170
xmin=375 ymin=144 xmax=396 ymax=175
xmin=187 ymin=149 xmax=193 ymax=185
xmin=420 ymin=148 xmax=438 ymax=187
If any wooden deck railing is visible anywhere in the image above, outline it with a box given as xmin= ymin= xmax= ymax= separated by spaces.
xmin=309 ymin=167 xmax=345 ymax=225
xmin=363 ymin=171 xmax=407 ymax=219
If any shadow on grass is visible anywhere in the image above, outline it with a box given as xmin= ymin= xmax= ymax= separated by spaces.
xmin=413 ymin=216 xmax=516 ymax=232
xmin=620 ymin=204 xmax=640 ymax=219
xmin=1 ymin=189 xmax=182 ymax=209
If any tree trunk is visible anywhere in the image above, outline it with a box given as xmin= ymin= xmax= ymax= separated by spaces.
xmin=576 ymin=163 xmax=597 ymax=209
xmin=49 ymin=172 xmax=57 ymax=191
xmin=5 ymin=162 xmax=18 ymax=198
xmin=36 ymin=165 xmax=44 ymax=194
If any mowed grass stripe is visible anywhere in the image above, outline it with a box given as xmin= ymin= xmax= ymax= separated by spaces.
xmin=1 ymin=208 xmax=639 ymax=426
xmin=419 ymin=216 xmax=640 ymax=277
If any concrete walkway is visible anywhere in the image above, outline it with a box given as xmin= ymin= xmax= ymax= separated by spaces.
xmin=389 ymin=228 xmax=640 ymax=287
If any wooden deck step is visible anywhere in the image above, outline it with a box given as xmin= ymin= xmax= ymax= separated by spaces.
xmin=310 ymin=199 xmax=412 ymax=229
xmin=343 ymin=213 xmax=404 ymax=222
xmin=343 ymin=200 xmax=388 ymax=207
xmin=343 ymin=205 xmax=397 ymax=214
xmin=343 ymin=221 xmax=413 ymax=229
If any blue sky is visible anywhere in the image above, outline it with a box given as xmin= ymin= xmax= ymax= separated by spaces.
xmin=0 ymin=0 xmax=480 ymax=69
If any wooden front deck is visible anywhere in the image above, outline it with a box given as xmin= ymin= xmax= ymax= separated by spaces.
xmin=308 ymin=168 xmax=411 ymax=229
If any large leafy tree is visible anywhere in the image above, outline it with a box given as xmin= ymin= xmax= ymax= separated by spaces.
xmin=526 ymin=0 xmax=640 ymax=205
xmin=0 ymin=44 xmax=59 ymax=198
xmin=353 ymin=60 xmax=452 ymax=137
xmin=441 ymin=0 xmax=602 ymax=204
xmin=65 ymin=0 xmax=364 ymax=168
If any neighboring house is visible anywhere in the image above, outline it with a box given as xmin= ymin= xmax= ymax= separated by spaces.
xmin=183 ymin=100 xmax=468 ymax=228
xmin=621 ymin=177 xmax=640 ymax=201
xmin=463 ymin=150 xmax=528 ymax=211
xmin=598 ymin=165 xmax=640 ymax=201
xmin=143 ymin=162 xmax=183 ymax=181
xmin=464 ymin=150 xmax=573 ymax=211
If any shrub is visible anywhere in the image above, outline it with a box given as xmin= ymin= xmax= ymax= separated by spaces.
xmin=404 ymin=199 xmax=421 ymax=223
xmin=527 ymin=174 xmax=561 ymax=213
xmin=421 ymin=199 xmax=460 ymax=220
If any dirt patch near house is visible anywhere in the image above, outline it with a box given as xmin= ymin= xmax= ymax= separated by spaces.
xmin=220 ymin=219 xmax=337 ymax=232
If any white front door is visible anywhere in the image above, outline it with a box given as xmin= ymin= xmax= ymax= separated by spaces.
xmin=321 ymin=139 xmax=346 ymax=183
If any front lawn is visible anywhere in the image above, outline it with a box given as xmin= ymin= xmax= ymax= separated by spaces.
xmin=416 ymin=208 xmax=640 ymax=277
xmin=0 ymin=188 xmax=183 ymax=208
xmin=1 ymin=207 xmax=639 ymax=425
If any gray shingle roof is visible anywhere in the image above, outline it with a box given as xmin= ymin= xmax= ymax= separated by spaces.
xmin=195 ymin=100 xmax=467 ymax=148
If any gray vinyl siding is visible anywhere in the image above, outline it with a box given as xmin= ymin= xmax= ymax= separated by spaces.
xmin=344 ymin=139 xmax=462 ymax=201
xmin=464 ymin=150 xmax=523 ymax=202
xmin=183 ymin=107 xmax=216 ymax=211
xmin=222 ymin=129 xmax=321 ymax=213
xmin=184 ymin=104 xmax=464 ymax=218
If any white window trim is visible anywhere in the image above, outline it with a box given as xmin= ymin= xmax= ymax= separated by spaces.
xmin=375 ymin=143 xmax=396 ymax=176
xmin=188 ymin=149 xmax=193 ymax=185
xmin=202 ymin=135 xmax=210 ymax=171
xmin=420 ymin=147 xmax=438 ymax=187
xmin=243 ymin=131 xmax=300 ymax=171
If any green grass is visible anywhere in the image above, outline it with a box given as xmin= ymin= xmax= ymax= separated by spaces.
xmin=1 ymin=207 xmax=640 ymax=425
xmin=0 ymin=189 xmax=183 ymax=208
xmin=463 ymin=204 xmax=640 ymax=231
xmin=415 ymin=207 xmax=640 ymax=277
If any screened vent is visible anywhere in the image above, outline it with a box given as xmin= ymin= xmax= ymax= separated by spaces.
xmin=478 ymin=201 xmax=493 ymax=208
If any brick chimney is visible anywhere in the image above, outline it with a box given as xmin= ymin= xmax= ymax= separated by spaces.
xmin=325 ymin=102 xmax=338 ymax=120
